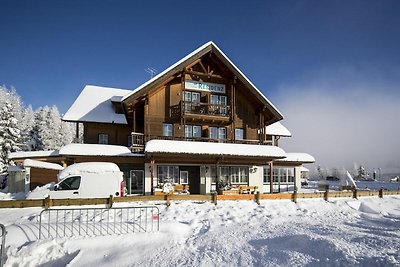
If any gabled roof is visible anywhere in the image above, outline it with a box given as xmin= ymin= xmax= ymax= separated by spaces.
xmin=63 ymin=85 xmax=131 ymax=124
xmin=122 ymin=41 xmax=283 ymax=121
xmin=266 ymin=122 xmax=292 ymax=137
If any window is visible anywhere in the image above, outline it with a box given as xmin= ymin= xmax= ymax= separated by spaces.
xmin=263 ymin=167 xmax=295 ymax=184
xmin=98 ymin=134 xmax=108 ymax=144
xmin=210 ymin=94 xmax=227 ymax=115
xmin=230 ymin=167 xmax=249 ymax=184
xmin=209 ymin=127 xmax=226 ymax=140
xmin=235 ymin=128 xmax=244 ymax=140
xmin=185 ymin=125 xmax=202 ymax=138
xmin=211 ymin=166 xmax=248 ymax=185
xmin=163 ymin=123 xmax=173 ymax=137
xmin=158 ymin=166 xmax=179 ymax=184
xmin=180 ymin=171 xmax=188 ymax=184
xmin=184 ymin=91 xmax=201 ymax=113
xmin=57 ymin=176 xmax=81 ymax=190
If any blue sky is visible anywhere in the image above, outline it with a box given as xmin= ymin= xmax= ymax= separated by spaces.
xmin=1 ymin=0 xmax=400 ymax=171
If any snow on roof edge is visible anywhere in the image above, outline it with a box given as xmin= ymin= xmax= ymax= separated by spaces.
xmin=145 ymin=139 xmax=286 ymax=158
xmin=23 ymin=159 xmax=64 ymax=170
xmin=121 ymin=41 xmax=284 ymax=119
xmin=277 ymin=153 xmax=315 ymax=163
xmin=266 ymin=122 xmax=292 ymax=137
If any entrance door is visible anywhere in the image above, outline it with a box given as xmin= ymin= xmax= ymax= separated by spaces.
xmin=129 ymin=170 xmax=144 ymax=194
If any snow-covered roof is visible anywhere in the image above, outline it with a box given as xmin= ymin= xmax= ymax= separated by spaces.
xmin=62 ymin=85 xmax=131 ymax=124
xmin=59 ymin=143 xmax=143 ymax=157
xmin=145 ymin=140 xmax=286 ymax=158
xmin=23 ymin=159 xmax=64 ymax=170
xmin=300 ymin=166 xmax=309 ymax=172
xmin=58 ymin=162 xmax=121 ymax=180
xmin=266 ymin=122 xmax=292 ymax=137
xmin=277 ymin=153 xmax=315 ymax=163
xmin=121 ymin=41 xmax=283 ymax=122
xmin=8 ymin=150 xmax=59 ymax=159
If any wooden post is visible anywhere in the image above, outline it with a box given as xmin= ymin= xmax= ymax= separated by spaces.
xmin=269 ymin=162 xmax=274 ymax=194
xmin=108 ymin=195 xmax=114 ymax=208
xmin=44 ymin=195 xmax=52 ymax=209
xmin=255 ymin=191 xmax=260 ymax=205
xmin=293 ymin=186 xmax=298 ymax=203
xmin=211 ymin=192 xmax=217 ymax=205
xmin=75 ymin=122 xmax=79 ymax=140
xmin=379 ymin=188 xmax=383 ymax=198
xmin=352 ymin=188 xmax=358 ymax=199
xmin=150 ymin=159 xmax=155 ymax=195
xmin=165 ymin=193 xmax=171 ymax=206
xmin=324 ymin=185 xmax=329 ymax=201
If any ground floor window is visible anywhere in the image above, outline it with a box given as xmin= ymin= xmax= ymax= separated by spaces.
xmin=211 ymin=166 xmax=249 ymax=185
xmin=158 ymin=165 xmax=179 ymax=184
xmin=263 ymin=167 xmax=295 ymax=184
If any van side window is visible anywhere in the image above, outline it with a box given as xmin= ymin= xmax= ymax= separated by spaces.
xmin=58 ymin=176 xmax=81 ymax=190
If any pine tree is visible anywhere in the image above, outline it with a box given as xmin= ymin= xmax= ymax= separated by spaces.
xmin=0 ymin=102 xmax=21 ymax=172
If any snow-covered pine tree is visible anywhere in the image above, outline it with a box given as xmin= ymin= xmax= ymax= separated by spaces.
xmin=0 ymin=102 xmax=21 ymax=173
xmin=19 ymin=105 xmax=36 ymax=151
xmin=0 ymin=86 xmax=23 ymax=173
xmin=34 ymin=105 xmax=74 ymax=150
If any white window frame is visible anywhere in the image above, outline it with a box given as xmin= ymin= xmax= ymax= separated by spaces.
xmin=235 ymin=128 xmax=244 ymax=140
xmin=98 ymin=133 xmax=108 ymax=144
xmin=180 ymin=171 xmax=189 ymax=184
xmin=163 ymin=123 xmax=173 ymax=137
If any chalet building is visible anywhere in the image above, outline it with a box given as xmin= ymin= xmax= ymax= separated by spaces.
xmin=9 ymin=41 xmax=314 ymax=195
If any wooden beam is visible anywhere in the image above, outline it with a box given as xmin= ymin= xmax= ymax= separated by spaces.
xmin=185 ymin=70 xmax=227 ymax=81
xmin=269 ymin=161 xmax=274 ymax=194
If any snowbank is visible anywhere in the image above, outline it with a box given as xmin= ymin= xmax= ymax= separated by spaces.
xmin=1 ymin=196 xmax=399 ymax=266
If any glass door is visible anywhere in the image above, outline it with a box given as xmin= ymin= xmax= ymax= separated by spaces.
xmin=129 ymin=170 xmax=144 ymax=194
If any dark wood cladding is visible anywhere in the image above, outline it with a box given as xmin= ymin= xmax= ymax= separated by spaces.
xmin=83 ymin=122 xmax=132 ymax=146
xmin=30 ymin=168 xmax=59 ymax=190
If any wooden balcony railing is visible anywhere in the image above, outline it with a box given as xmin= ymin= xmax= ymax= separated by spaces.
xmin=183 ymin=102 xmax=231 ymax=117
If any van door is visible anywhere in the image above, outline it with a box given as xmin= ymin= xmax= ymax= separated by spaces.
xmin=129 ymin=170 xmax=144 ymax=195
xmin=50 ymin=176 xmax=81 ymax=199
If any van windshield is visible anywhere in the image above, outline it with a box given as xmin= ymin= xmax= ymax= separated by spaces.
xmin=57 ymin=176 xmax=81 ymax=190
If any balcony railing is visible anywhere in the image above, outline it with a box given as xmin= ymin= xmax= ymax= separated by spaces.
xmin=130 ymin=132 xmax=144 ymax=152
xmin=183 ymin=102 xmax=231 ymax=117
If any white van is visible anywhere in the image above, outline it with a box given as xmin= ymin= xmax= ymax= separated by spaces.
xmin=49 ymin=162 xmax=125 ymax=199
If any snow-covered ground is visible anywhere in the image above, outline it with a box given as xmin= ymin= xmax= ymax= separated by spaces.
xmin=1 ymin=195 xmax=399 ymax=266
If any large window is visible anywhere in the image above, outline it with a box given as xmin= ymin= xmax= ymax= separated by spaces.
xmin=185 ymin=125 xmax=202 ymax=138
xmin=184 ymin=91 xmax=201 ymax=113
xmin=98 ymin=133 xmax=108 ymax=144
xmin=210 ymin=94 xmax=227 ymax=115
xmin=264 ymin=167 xmax=295 ymax=184
xmin=163 ymin=123 xmax=173 ymax=137
xmin=158 ymin=166 xmax=179 ymax=184
xmin=210 ymin=166 xmax=248 ymax=185
xmin=209 ymin=127 xmax=226 ymax=140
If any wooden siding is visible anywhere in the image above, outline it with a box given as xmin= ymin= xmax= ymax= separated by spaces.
xmin=30 ymin=168 xmax=59 ymax=190
xmin=84 ymin=122 xmax=132 ymax=146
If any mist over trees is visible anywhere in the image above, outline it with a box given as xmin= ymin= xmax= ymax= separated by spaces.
xmin=0 ymin=85 xmax=75 ymax=173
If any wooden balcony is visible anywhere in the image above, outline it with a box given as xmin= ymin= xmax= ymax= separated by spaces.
xmin=130 ymin=132 xmax=144 ymax=152
xmin=170 ymin=102 xmax=231 ymax=122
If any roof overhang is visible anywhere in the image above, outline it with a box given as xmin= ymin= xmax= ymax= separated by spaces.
xmin=266 ymin=122 xmax=292 ymax=137
xmin=145 ymin=140 xmax=286 ymax=160
xmin=276 ymin=153 xmax=315 ymax=164
xmin=59 ymin=144 xmax=144 ymax=157
xmin=122 ymin=41 xmax=283 ymax=123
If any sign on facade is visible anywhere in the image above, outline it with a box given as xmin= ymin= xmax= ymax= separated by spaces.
xmin=185 ymin=80 xmax=225 ymax=93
